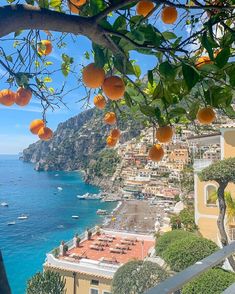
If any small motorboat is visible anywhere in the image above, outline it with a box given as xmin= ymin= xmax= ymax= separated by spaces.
xmin=72 ymin=215 xmax=79 ymax=219
xmin=96 ymin=209 xmax=108 ymax=215
xmin=55 ymin=174 xmax=59 ymax=177
xmin=77 ymin=195 xmax=85 ymax=200
xmin=57 ymin=187 xmax=63 ymax=191
xmin=57 ymin=225 xmax=64 ymax=229
xmin=1 ymin=202 xmax=8 ymax=207
xmin=18 ymin=214 xmax=28 ymax=220
xmin=7 ymin=221 xmax=16 ymax=226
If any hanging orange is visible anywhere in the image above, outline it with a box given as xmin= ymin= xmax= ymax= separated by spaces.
xmin=30 ymin=119 xmax=45 ymax=135
xmin=104 ymin=112 xmax=117 ymax=125
xmin=38 ymin=127 xmax=53 ymax=141
xmin=15 ymin=87 xmax=32 ymax=106
xmin=38 ymin=40 xmax=52 ymax=56
xmin=110 ymin=129 xmax=121 ymax=140
xmin=106 ymin=136 xmax=117 ymax=148
xmin=197 ymin=107 xmax=216 ymax=125
xmin=161 ymin=6 xmax=178 ymax=24
xmin=136 ymin=0 xmax=155 ymax=17
xmin=94 ymin=94 xmax=106 ymax=110
xmin=156 ymin=126 xmax=174 ymax=143
xmin=82 ymin=63 xmax=105 ymax=88
xmin=195 ymin=56 xmax=213 ymax=69
xmin=0 ymin=89 xmax=16 ymax=106
xmin=102 ymin=76 xmax=125 ymax=101
xmin=149 ymin=144 xmax=164 ymax=162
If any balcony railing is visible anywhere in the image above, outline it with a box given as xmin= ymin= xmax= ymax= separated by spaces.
xmin=145 ymin=241 xmax=235 ymax=294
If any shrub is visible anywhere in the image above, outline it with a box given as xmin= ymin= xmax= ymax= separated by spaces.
xmin=179 ymin=208 xmax=197 ymax=232
xmin=162 ymin=236 xmax=218 ymax=272
xmin=156 ymin=230 xmax=193 ymax=256
xmin=182 ymin=268 xmax=235 ymax=294
xmin=27 ymin=271 xmax=65 ymax=294
xmin=112 ymin=260 xmax=168 ymax=294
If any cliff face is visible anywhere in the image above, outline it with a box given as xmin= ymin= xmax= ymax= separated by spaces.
xmin=22 ymin=108 xmax=143 ymax=185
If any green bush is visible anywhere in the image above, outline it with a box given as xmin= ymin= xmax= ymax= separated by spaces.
xmin=112 ymin=260 xmax=168 ymax=294
xmin=162 ymin=236 xmax=218 ymax=272
xmin=182 ymin=268 xmax=235 ymax=294
xmin=156 ymin=230 xmax=193 ymax=256
xmin=179 ymin=208 xmax=197 ymax=232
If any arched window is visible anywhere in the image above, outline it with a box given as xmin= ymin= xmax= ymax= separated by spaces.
xmin=205 ymin=185 xmax=217 ymax=206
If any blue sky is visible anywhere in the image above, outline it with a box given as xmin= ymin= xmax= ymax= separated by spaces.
xmin=0 ymin=3 xmax=189 ymax=154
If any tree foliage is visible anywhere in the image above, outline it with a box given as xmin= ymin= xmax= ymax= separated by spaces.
xmin=155 ymin=229 xmax=194 ymax=256
xmin=112 ymin=260 xmax=168 ymax=294
xmin=0 ymin=0 xmax=235 ymax=126
xmin=26 ymin=270 xmax=65 ymax=294
xmin=199 ymin=157 xmax=235 ymax=185
xmin=179 ymin=208 xmax=198 ymax=231
xmin=182 ymin=268 xmax=235 ymax=294
xmin=161 ymin=235 xmax=218 ymax=272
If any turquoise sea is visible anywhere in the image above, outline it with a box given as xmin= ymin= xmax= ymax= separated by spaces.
xmin=0 ymin=155 xmax=116 ymax=294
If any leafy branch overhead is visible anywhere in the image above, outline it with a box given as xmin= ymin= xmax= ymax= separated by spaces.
xmin=0 ymin=0 xmax=235 ymax=157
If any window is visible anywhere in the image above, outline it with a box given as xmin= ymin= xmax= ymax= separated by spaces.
xmin=90 ymin=289 xmax=99 ymax=294
xmin=206 ymin=185 xmax=217 ymax=206
xmin=91 ymin=280 xmax=99 ymax=286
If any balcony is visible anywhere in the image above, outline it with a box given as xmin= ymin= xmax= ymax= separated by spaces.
xmin=193 ymin=159 xmax=214 ymax=172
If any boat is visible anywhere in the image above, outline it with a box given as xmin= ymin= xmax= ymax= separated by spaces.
xmin=57 ymin=225 xmax=64 ymax=229
xmin=7 ymin=221 xmax=16 ymax=226
xmin=57 ymin=187 xmax=63 ymax=191
xmin=96 ymin=209 xmax=108 ymax=215
xmin=18 ymin=214 xmax=28 ymax=220
xmin=72 ymin=215 xmax=79 ymax=219
xmin=77 ymin=195 xmax=86 ymax=200
xmin=83 ymin=193 xmax=102 ymax=200
xmin=1 ymin=202 xmax=8 ymax=207
xmin=55 ymin=174 xmax=59 ymax=177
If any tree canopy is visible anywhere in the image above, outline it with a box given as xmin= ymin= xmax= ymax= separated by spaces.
xmin=111 ymin=260 xmax=168 ymax=294
xmin=0 ymin=0 xmax=235 ymax=145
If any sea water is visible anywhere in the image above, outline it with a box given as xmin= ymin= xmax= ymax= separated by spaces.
xmin=0 ymin=155 xmax=116 ymax=294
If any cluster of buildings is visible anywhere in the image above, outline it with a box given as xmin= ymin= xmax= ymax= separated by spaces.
xmin=111 ymin=127 xmax=193 ymax=200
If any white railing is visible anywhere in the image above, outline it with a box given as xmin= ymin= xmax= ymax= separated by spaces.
xmin=193 ymin=159 xmax=214 ymax=172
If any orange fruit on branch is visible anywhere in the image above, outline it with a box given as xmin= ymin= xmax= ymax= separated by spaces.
xmin=15 ymin=87 xmax=32 ymax=106
xmin=38 ymin=40 xmax=52 ymax=56
xmin=197 ymin=107 xmax=216 ymax=125
xmin=0 ymin=89 xmax=16 ymax=106
xmin=67 ymin=1 xmax=80 ymax=14
xmin=110 ymin=128 xmax=121 ymax=140
xmin=106 ymin=136 xmax=117 ymax=148
xmin=82 ymin=63 xmax=105 ymax=89
xmin=195 ymin=56 xmax=213 ymax=69
xmin=136 ymin=0 xmax=155 ymax=17
xmin=94 ymin=94 xmax=106 ymax=110
xmin=102 ymin=76 xmax=125 ymax=101
xmin=30 ymin=119 xmax=45 ymax=135
xmin=38 ymin=127 xmax=53 ymax=141
xmin=149 ymin=144 xmax=164 ymax=162
xmin=161 ymin=6 xmax=178 ymax=24
xmin=156 ymin=125 xmax=174 ymax=143
xmin=104 ymin=112 xmax=117 ymax=125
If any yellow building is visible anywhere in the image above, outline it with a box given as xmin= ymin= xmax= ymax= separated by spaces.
xmin=189 ymin=128 xmax=235 ymax=244
xmin=44 ymin=228 xmax=155 ymax=294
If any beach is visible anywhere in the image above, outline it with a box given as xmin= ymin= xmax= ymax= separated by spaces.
xmin=104 ymin=200 xmax=166 ymax=234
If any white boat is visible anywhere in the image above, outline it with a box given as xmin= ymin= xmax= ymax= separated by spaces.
xmin=7 ymin=221 xmax=16 ymax=226
xmin=57 ymin=187 xmax=63 ymax=191
xmin=96 ymin=209 xmax=108 ymax=215
xmin=55 ymin=174 xmax=59 ymax=177
xmin=1 ymin=202 xmax=8 ymax=207
xmin=77 ymin=195 xmax=85 ymax=200
xmin=72 ymin=215 xmax=79 ymax=219
xmin=18 ymin=214 xmax=28 ymax=220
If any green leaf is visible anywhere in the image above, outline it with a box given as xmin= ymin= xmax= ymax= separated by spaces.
xmin=182 ymin=63 xmax=200 ymax=90
xmin=44 ymin=76 xmax=52 ymax=83
xmin=169 ymin=107 xmax=187 ymax=119
xmin=162 ymin=31 xmax=177 ymax=40
xmin=61 ymin=63 xmax=70 ymax=77
xmin=113 ymin=16 xmax=126 ymax=31
xmin=152 ymin=83 xmax=163 ymax=100
xmin=159 ymin=61 xmax=175 ymax=80
xmin=93 ymin=44 xmax=106 ymax=68
xmin=50 ymin=0 xmax=62 ymax=7
xmin=6 ymin=55 xmax=13 ymax=63
xmin=215 ymin=47 xmax=230 ymax=68
xmin=139 ymin=105 xmax=156 ymax=117
xmin=148 ymin=70 xmax=153 ymax=86
xmin=201 ymin=32 xmax=214 ymax=61
xmin=124 ymin=92 xmax=133 ymax=107
xmin=187 ymin=101 xmax=200 ymax=120
xmin=133 ymin=64 xmax=141 ymax=78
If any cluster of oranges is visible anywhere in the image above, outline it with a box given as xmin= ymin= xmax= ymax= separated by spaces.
xmin=0 ymin=40 xmax=54 ymax=141
xmin=136 ymin=1 xmax=178 ymax=24
xmin=67 ymin=0 xmax=87 ymax=14
xmin=148 ymin=107 xmax=216 ymax=162
xmin=82 ymin=63 xmax=125 ymax=148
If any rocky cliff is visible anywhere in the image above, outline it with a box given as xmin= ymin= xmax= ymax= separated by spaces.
xmin=22 ymin=107 xmax=144 ymax=188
